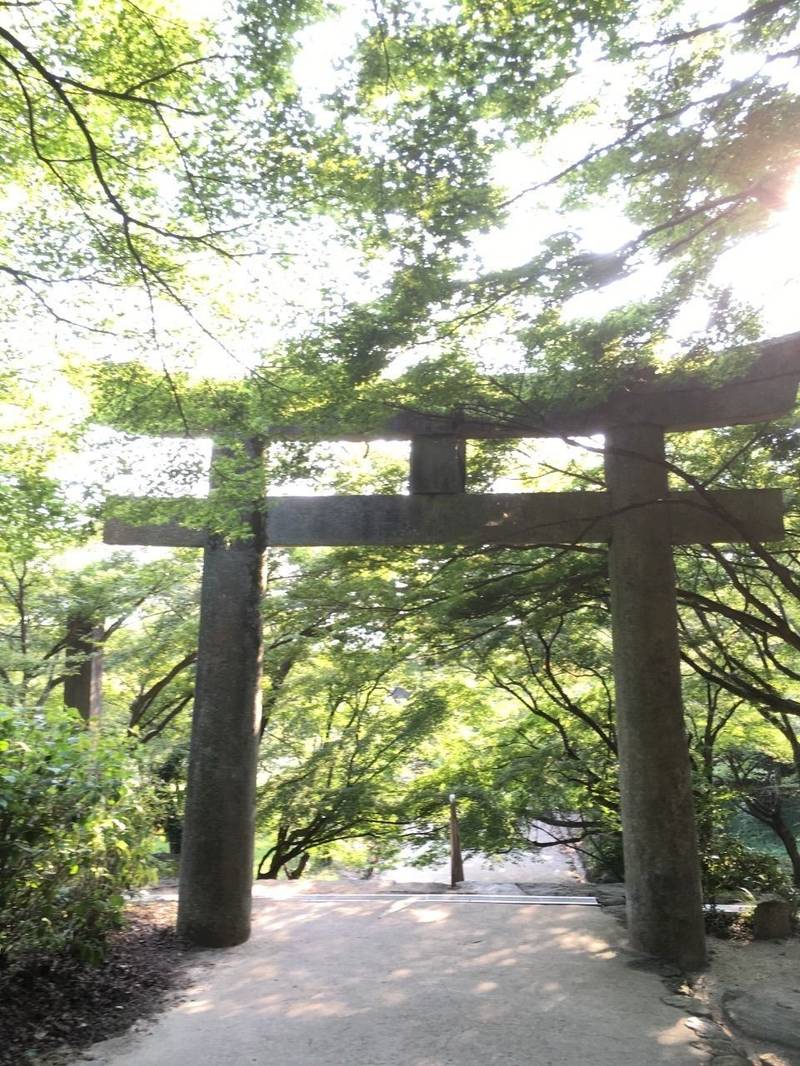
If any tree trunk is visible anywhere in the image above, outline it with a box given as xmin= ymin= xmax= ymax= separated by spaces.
xmin=287 ymin=853 xmax=310 ymax=879
xmin=257 ymin=824 xmax=292 ymax=879
xmin=767 ymin=811 xmax=800 ymax=888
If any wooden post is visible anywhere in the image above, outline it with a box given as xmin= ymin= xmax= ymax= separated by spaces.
xmin=605 ymin=424 xmax=707 ymax=970
xmin=449 ymin=793 xmax=465 ymax=888
xmin=176 ymin=441 xmax=266 ymax=948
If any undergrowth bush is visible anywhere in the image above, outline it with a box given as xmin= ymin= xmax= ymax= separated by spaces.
xmin=702 ymin=833 xmax=790 ymax=899
xmin=0 ymin=707 xmax=156 ymax=966
xmin=581 ymin=831 xmax=625 ymax=883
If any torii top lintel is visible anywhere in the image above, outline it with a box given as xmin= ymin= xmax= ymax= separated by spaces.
xmin=378 ymin=332 xmax=800 ymax=441
xmin=102 ymin=332 xmax=799 ymax=551
xmin=255 ymin=332 xmax=800 ymax=443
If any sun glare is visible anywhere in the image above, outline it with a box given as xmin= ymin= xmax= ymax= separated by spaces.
xmin=715 ymin=169 xmax=800 ymax=336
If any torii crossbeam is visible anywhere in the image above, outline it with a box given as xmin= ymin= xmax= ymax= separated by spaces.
xmin=105 ymin=334 xmax=800 ymax=970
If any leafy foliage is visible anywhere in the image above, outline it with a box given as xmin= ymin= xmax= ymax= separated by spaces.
xmin=702 ymin=834 xmax=790 ymax=899
xmin=0 ymin=0 xmax=338 ymax=337
xmin=256 ymin=640 xmax=454 ymax=877
xmin=0 ymin=708 xmax=156 ymax=965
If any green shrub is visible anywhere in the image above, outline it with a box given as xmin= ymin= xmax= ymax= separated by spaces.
xmin=0 ymin=708 xmax=156 ymax=965
xmin=702 ymin=834 xmax=791 ymax=899
xmin=582 ymin=831 xmax=625 ymax=883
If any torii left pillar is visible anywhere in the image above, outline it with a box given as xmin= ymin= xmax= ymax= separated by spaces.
xmin=176 ymin=440 xmax=266 ymax=947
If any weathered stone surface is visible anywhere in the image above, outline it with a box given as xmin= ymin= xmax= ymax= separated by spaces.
xmin=664 ymin=977 xmax=691 ymax=994
xmin=452 ymin=881 xmax=520 ymax=895
xmin=594 ymin=884 xmax=626 ymax=906
xmin=753 ymin=899 xmax=794 ymax=940
xmin=604 ymin=904 xmax=628 ymax=922
xmin=685 ymin=1016 xmax=726 ymax=1039
xmin=409 ymin=435 xmax=465 ymax=493
xmin=606 ymin=424 xmax=706 ymax=971
xmin=710 ymin=1056 xmax=750 ymax=1065
xmin=176 ymin=441 xmax=266 ymax=950
xmin=662 ymin=993 xmax=711 ymax=1016
xmin=623 ymin=953 xmax=685 ymax=979
xmin=266 ymin=487 xmax=785 ymax=547
xmin=64 ymin=615 xmax=103 ymax=723
xmin=385 ymin=341 xmax=800 ymax=438
xmin=176 ymin=536 xmax=264 ymax=948
xmin=624 ymin=952 xmax=663 ymax=972
xmin=150 ymin=331 xmax=800 ymax=439
xmin=105 ymin=487 xmax=784 ymax=548
xmin=723 ymin=990 xmax=800 ymax=1050
xmin=104 ymin=514 xmax=208 ymax=547
xmin=516 ymin=881 xmax=598 ymax=897
xmin=691 ymin=1039 xmax=743 ymax=1055
xmin=99 ymin=336 xmax=800 ymax=979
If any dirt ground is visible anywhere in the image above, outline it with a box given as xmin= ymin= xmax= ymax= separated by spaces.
xmin=67 ymin=896 xmax=714 ymax=1066
xmin=0 ymin=903 xmax=192 ymax=1066
xmin=701 ymin=935 xmax=800 ymax=1066
xmin=9 ymin=850 xmax=799 ymax=1066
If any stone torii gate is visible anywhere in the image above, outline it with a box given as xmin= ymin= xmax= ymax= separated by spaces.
xmin=105 ymin=334 xmax=800 ymax=971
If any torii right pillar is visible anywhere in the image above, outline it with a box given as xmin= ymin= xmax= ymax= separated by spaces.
xmin=605 ymin=422 xmax=706 ymax=969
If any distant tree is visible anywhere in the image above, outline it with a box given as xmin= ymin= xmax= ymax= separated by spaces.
xmin=256 ymin=650 xmax=451 ymax=878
